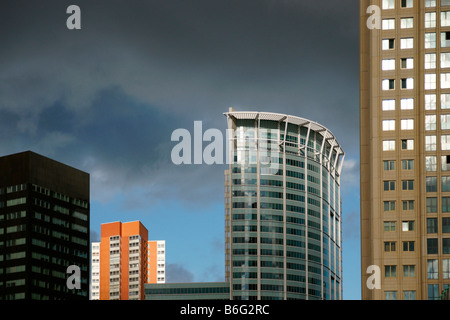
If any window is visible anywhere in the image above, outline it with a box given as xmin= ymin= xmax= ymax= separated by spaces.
xmin=425 ymin=115 xmax=437 ymax=131
xmin=443 ymin=217 xmax=450 ymax=233
xmin=382 ymin=79 xmax=395 ymax=90
xmin=425 ymin=94 xmax=437 ymax=110
xmin=401 ymin=119 xmax=414 ymax=130
xmin=443 ymin=259 xmax=450 ymax=279
xmin=382 ymin=39 xmax=395 ymax=50
xmin=427 ymin=177 xmax=438 ymax=192
xmin=444 ymin=238 xmax=450 ymax=254
xmin=425 ymin=33 xmax=436 ymax=48
xmin=427 ymin=197 xmax=437 ymax=213
xmin=425 ymin=0 xmax=436 ymax=7
xmin=425 ymin=74 xmax=436 ymax=90
xmin=401 ymin=78 xmax=414 ymax=89
xmin=403 ymin=265 xmax=415 ymax=277
xmin=401 ymin=37 xmax=414 ymax=49
xmin=400 ymin=98 xmax=414 ymax=110
xmin=384 ymin=180 xmax=396 ymax=191
xmin=385 ymin=291 xmax=397 ymax=300
xmin=427 ymin=238 xmax=438 ymax=254
xmin=402 ymin=180 xmax=414 ymax=191
xmin=401 ymin=159 xmax=413 ymax=170
xmin=427 ymin=218 xmax=438 ymax=234
xmin=425 ymin=12 xmax=437 ymax=28
xmin=427 ymin=259 xmax=439 ymax=279
xmin=384 ymin=241 xmax=396 ymax=252
xmin=442 ymin=115 xmax=450 ymax=130
xmin=382 ymin=19 xmax=395 ymax=30
xmin=442 ymin=135 xmax=450 ymax=150
xmin=402 ymin=221 xmax=415 ymax=232
xmin=383 ymin=120 xmax=396 ymax=131
xmin=401 ymin=0 xmax=413 ymax=8
xmin=425 ymin=136 xmax=436 ymax=151
xmin=425 ymin=53 xmax=436 ymax=69
xmin=443 ymin=11 xmax=450 ymax=27
xmin=402 ymin=200 xmax=414 ymax=211
xmin=444 ymin=0 xmax=450 ymax=6
xmin=401 ymin=139 xmax=414 ymax=150
xmin=442 ymin=94 xmax=450 ymax=109
xmin=382 ymin=0 xmax=395 ymax=9
xmin=443 ymin=196 xmax=450 ymax=212
xmin=384 ymin=221 xmax=396 ymax=232
xmin=428 ymin=284 xmax=440 ymax=300
xmin=442 ymin=73 xmax=450 ymax=89
xmin=385 ymin=265 xmax=397 ymax=278
xmin=443 ymin=176 xmax=450 ymax=192
xmin=401 ymin=17 xmax=413 ymax=29
xmin=443 ymin=155 xmax=450 ymax=171
xmin=401 ymin=58 xmax=413 ymax=69
xmin=382 ymin=99 xmax=395 ymax=111
xmin=384 ymin=200 xmax=396 ymax=212
xmin=426 ymin=156 xmax=437 ymax=172
xmin=382 ymin=59 xmax=396 ymax=71
xmin=383 ymin=160 xmax=395 ymax=171
xmin=383 ymin=140 xmax=396 ymax=151
xmin=404 ymin=291 xmax=416 ymax=300
xmin=442 ymin=53 xmax=450 ymax=68
xmin=403 ymin=241 xmax=415 ymax=252
xmin=441 ymin=32 xmax=450 ymax=47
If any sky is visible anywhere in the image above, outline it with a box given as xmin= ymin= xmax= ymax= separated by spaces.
xmin=0 ymin=0 xmax=361 ymax=299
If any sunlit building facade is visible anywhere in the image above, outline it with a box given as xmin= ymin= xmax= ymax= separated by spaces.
xmin=224 ymin=110 xmax=345 ymax=300
xmin=361 ymin=0 xmax=450 ymax=300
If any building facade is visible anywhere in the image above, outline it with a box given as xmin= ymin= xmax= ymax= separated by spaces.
xmin=91 ymin=221 xmax=165 ymax=300
xmin=145 ymin=282 xmax=230 ymax=300
xmin=224 ymin=110 xmax=344 ymax=300
xmin=361 ymin=0 xmax=450 ymax=300
xmin=147 ymin=240 xmax=166 ymax=284
xmin=0 ymin=151 xmax=90 ymax=300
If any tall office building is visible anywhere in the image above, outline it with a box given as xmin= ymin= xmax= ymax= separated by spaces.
xmin=361 ymin=0 xmax=450 ymax=300
xmin=92 ymin=221 xmax=165 ymax=300
xmin=224 ymin=110 xmax=344 ymax=300
xmin=0 ymin=151 xmax=90 ymax=300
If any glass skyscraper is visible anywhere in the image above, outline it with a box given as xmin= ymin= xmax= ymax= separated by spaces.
xmin=224 ymin=110 xmax=345 ymax=300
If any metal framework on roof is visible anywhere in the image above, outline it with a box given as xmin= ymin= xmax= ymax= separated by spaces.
xmin=224 ymin=110 xmax=345 ymax=177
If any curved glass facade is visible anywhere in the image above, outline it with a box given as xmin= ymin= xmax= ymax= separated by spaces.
xmin=224 ymin=111 xmax=344 ymax=300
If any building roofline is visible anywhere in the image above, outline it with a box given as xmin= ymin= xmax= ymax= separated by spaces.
xmin=224 ymin=110 xmax=344 ymax=157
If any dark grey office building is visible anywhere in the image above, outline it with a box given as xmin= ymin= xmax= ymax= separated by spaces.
xmin=0 ymin=151 xmax=90 ymax=300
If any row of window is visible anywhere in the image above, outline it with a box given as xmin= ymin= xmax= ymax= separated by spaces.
xmin=382 ymin=136 xmax=450 ymax=151
xmin=382 ymin=94 xmax=450 ymax=111
xmin=384 ymin=238 xmax=450 ymax=253
xmin=383 ymin=179 xmax=414 ymax=191
xmin=32 ymin=184 xmax=88 ymax=209
xmin=381 ymin=0 xmax=416 ymax=10
xmin=383 ymin=220 xmax=418 ymax=232
xmin=384 ymin=199 xmax=450 ymax=215
xmin=382 ymin=115 xmax=450 ymax=132
xmin=383 ymin=74 xmax=450 ymax=91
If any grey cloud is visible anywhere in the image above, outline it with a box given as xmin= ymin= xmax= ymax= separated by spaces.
xmin=166 ymin=263 xmax=195 ymax=283
xmin=0 ymin=0 xmax=359 ymax=206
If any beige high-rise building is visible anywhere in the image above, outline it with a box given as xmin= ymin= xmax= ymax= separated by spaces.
xmin=361 ymin=0 xmax=450 ymax=300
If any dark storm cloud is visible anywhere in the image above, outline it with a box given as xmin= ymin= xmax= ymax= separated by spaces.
xmin=0 ymin=0 xmax=359 ymax=205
